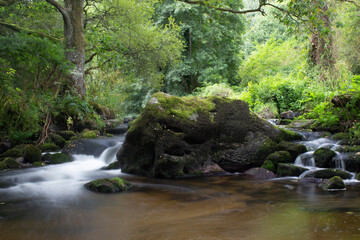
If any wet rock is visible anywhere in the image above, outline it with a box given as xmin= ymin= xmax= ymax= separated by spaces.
xmin=243 ymin=167 xmax=276 ymax=180
xmin=48 ymin=132 xmax=67 ymax=148
xmin=331 ymin=132 xmax=351 ymax=141
xmin=261 ymin=160 xmax=276 ymax=173
xmin=84 ymin=177 xmax=132 ymax=193
xmin=23 ymin=145 xmax=41 ymax=163
xmin=81 ymin=130 xmax=99 ymax=139
xmin=106 ymin=123 xmax=129 ymax=135
xmin=102 ymin=161 xmax=121 ymax=170
xmin=344 ymin=153 xmax=360 ymax=172
xmin=313 ymin=148 xmax=336 ymax=168
xmin=304 ymin=169 xmax=352 ymax=180
xmin=277 ymin=163 xmax=308 ymax=177
xmin=0 ymin=147 xmax=23 ymax=160
xmin=289 ymin=120 xmax=316 ymax=129
xmin=117 ymin=92 xmax=301 ymax=178
xmin=320 ymin=176 xmax=346 ymax=191
xmin=39 ymin=143 xmax=61 ymax=152
xmin=266 ymin=151 xmax=292 ymax=166
xmin=42 ymin=153 xmax=73 ymax=164
xmin=280 ymin=111 xmax=298 ymax=120
xmin=0 ymin=157 xmax=21 ymax=170
xmin=277 ymin=141 xmax=307 ymax=161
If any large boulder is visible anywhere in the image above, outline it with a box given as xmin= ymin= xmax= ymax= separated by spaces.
xmin=116 ymin=92 xmax=301 ymax=178
xmin=84 ymin=177 xmax=132 ymax=193
xmin=320 ymin=176 xmax=346 ymax=191
xmin=313 ymin=147 xmax=336 ymax=168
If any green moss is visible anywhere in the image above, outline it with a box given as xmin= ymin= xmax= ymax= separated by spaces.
xmin=277 ymin=141 xmax=307 ymax=160
xmin=277 ymin=163 xmax=308 ymax=177
xmin=320 ymin=176 xmax=346 ymax=191
xmin=356 ymin=173 xmax=360 ymax=180
xmin=43 ymin=153 xmax=73 ymax=164
xmin=106 ymin=133 xmax=113 ymax=137
xmin=23 ymin=144 xmax=41 ymax=163
xmin=32 ymin=161 xmax=44 ymax=167
xmin=39 ymin=143 xmax=61 ymax=152
xmin=266 ymin=151 xmax=292 ymax=166
xmin=306 ymin=169 xmax=352 ymax=179
xmin=2 ymin=157 xmax=21 ymax=169
xmin=57 ymin=130 xmax=76 ymax=141
xmin=81 ymin=130 xmax=98 ymax=138
xmin=332 ymin=132 xmax=351 ymax=140
xmin=313 ymin=148 xmax=336 ymax=168
xmin=48 ymin=133 xmax=66 ymax=148
xmin=261 ymin=160 xmax=276 ymax=173
xmin=277 ymin=128 xmax=302 ymax=142
xmin=257 ymin=138 xmax=278 ymax=157
xmin=102 ymin=161 xmax=120 ymax=170
xmin=84 ymin=177 xmax=132 ymax=193
xmin=0 ymin=148 xmax=23 ymax=159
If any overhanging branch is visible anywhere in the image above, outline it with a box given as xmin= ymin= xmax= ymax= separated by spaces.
xmin=0 ymin=21 xmax=61 ymax=42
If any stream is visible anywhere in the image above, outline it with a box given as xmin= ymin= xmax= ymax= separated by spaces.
xmin=0 ymin=134 xmax=360 ymax=240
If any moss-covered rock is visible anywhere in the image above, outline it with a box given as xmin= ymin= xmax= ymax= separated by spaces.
xmin=32 ymin=161 xmax=45 ymax=167
xmin=356 ymin=173 xmax=360 ymax=181
xmin=39 ymin=143 xmax=61 ymax=152
xmin=277 ymin=141 xmax=307 ymax=161
xmin=261 ymin=160 xmax=276 ymax=173
xmin=320 ymin=176 xmax=346 ymax=191
xmin=117 ymin=93 xmax=301 ymax=178
xmin=277 ymin=163 xmax=308 ymax=177
xmin=57 ymin=130 xmax=76 ymax=141
xmin=23 ymin=144 xmax=41 ymax=163
xmin=42 ymin=153 xmax=73 ymax=164
xmin=48 ymin=132 xmax=66 ymax=148
xmin=102 ymin=161 xmax=121 ymax=170
xmin=304 ymin=169 xmax=352 ymax=179
xmin=84 ymin=177 xmax=132 ymax=193
xmin=0 ymin=157 xmax=21 ymax=170
xmin=278 ymin=129 xmax=302 ymax=141
xmin=266 ymin=151 xmax=292 ymax=165
xmin=81 ymin=130 xmax=98 ymax=139
xmin=313 ymin=147 xmax=336 ymax=168
xmin=0 ymin=147 xmax=23 ymax=160
xmin=331 ymin=132 xmax=351 ymax=141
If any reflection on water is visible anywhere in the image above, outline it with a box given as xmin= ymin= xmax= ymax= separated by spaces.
xmin=1 ymin=174 xmax=360 ymax=240
xmin=0 ymin=135 xmax=359 ymax=240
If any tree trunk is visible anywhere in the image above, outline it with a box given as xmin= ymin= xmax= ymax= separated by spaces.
xmin=46 ymin=0 xmax=86 ymax=96
xmin=310 ymin=0 xmax=333 ymax=69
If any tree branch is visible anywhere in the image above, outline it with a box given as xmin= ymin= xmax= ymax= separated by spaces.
xmin=85 ymin=52 xmax=97 ymax=64
xmin=0 ymin=21 xmax=61 ymax=42
xmin=45 ymin=0 xmax=67 ymax=17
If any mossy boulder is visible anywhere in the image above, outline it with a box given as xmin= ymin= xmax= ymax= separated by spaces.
xmin=102 ymin=161 xmax=121 ymax=170
xmin=48 ymin=132 xmax=66 ymax=148
xmin=261 ymin=160 xmax=276 ymax=173
xmin=277 ymin=163 xmax=308 ymax=177
xmin=81 ymin=130 xmax=98 ymax=139
xmin=23 ymin=144 xmax=41 ymax=164
xmin=304 ymin=169 xmax=352 ymax=179
xmin=0 ymin=147 xmax=23 ymax=160
xmin=57 ymin=130 xmax=76 ymax=141
xmin=116 ymin=92 xmax=301 ymax=178
xmin=331 ymin=132 xmax=351 ymax=141
xmin=356 ymin=173 xmax=360 ymax=181
xmin=0 ymin=157 xmax=21 ymax=170
xmin=39 ymin=143 xmax=61 ymax=152
xmin=266 ymin=151 xmax=292 ymax=166
xmin=313 ymin=147 xmax=336 ymax=168
xmin=320 ymin=176 xmax=346 ymax=191
xmin=84 ymin=177 xmax=132 ymax=193
xmin=42 ymin=153 xmax=73 ymax=164
xmin=344 ymin=153 xmax=360 ymax=172
xmin=277 ymin=141 xmax=307 ymax=161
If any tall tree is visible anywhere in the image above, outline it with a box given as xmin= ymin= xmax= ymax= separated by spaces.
xmin=45 ymin=0 xmax=86 ymax=96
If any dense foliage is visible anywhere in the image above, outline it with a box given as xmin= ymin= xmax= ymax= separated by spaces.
xmin=1 ymin=0 xmax=360 ymax=144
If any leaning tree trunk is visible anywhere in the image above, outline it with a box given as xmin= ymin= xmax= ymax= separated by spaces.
xmin=46 ymin=0 xmax=86 ymax=96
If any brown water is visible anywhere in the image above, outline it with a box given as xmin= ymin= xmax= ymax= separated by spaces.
xmin=1 ymin=174 xmax=360 ymax=240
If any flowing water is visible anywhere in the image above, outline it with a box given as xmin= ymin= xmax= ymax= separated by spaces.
xmin=0 ymin=135 xmax=360 ymax=240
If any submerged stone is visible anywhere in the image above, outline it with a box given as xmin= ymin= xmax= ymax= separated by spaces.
xmin=116 ymin=92 xmax=301 ymax=178
xmin=243 ymin=167 xmax=276 ymax=180
xmin=84 ymin=177 xmax=132 ymax=193
xmin=320 ymin=176 xmax=346 ymax=191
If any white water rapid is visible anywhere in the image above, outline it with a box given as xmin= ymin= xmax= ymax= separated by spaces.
xmin=0 ymin=137 xmax=124 ymax=202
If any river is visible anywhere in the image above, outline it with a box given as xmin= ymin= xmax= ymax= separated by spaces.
xmin=0 ymin=135 xmax=360 ymax=240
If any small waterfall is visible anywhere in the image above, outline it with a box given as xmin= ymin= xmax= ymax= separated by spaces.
xmin=294 ymin=152 xmax=315 ymax=167
xmin=267 ymin=119 xmax=280 ymax=126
